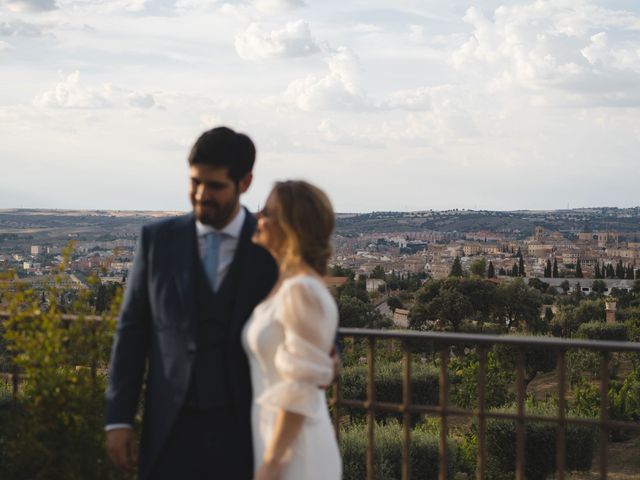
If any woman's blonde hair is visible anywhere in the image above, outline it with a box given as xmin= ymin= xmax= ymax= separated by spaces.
xmin=269 ymin=180 xmax=335 ymax=276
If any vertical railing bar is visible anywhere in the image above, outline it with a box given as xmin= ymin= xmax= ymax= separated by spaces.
xmin=367 ymin=336 xmax=376 ymax=480
xmin=515 ymin=349 xmax=526 ymax=480
xmin=402 ymin=343 xmax=412 ymax=480
xmin=599 ymin=352 xmax=610 ymax=480
xmin=556 ymin=348 xmax=567 ymax=480
xmin=438 ymin=346 xmax=448 ymax=480
xmin=332 ymin=353 xmax=341 ymax=444
xmin=476 ymin=346 xmax=488 ymax=480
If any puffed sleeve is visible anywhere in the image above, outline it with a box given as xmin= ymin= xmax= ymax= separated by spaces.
xmin=256 ymin=277 xmax=337 ymax=418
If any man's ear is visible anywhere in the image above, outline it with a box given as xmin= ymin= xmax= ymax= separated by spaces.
xmin=239 ymin=172 xmax=253 ymax=193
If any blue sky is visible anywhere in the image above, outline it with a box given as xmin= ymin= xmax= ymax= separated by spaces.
xmin=1 ymin=0 xmax=640 ymax=212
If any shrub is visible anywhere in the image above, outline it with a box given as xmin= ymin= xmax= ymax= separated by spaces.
xmin=340 ymin=420 xmax=458 ymax=480
xmin=0 ymin=258 xmax=125 ymax=480
xmin=341 ymin=361 xmax=439 ymax=422
xmin=576 ymin=322 xmax=628 ymax=341
xmin=486 ymin=402 xmax=596 ymax=480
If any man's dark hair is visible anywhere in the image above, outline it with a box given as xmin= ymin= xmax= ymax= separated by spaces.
xmin=188 ymin=126 xmax=256 ymax=182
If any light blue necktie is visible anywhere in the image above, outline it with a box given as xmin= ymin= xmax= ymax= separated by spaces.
xmin=203 ymin=232 xmax=221 ymax=292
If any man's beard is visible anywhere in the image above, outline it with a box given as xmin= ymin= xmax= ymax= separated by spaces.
xmin=194 ymin=199 xmax=238 ymax=229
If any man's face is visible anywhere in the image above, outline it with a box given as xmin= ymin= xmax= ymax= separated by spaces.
xmin=188 ymin=164 xmax=252 ymax=229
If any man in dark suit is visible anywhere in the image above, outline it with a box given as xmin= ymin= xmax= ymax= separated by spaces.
xmin=105 ymin=126 xmax=278 ymax=480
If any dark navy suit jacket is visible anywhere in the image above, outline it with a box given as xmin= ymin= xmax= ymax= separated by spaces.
xmin=105 ymin=210 xmax=278 ymax=480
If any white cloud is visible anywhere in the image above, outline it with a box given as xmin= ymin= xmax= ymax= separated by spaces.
xmin=2 ymin=0 xmax=56 ymax=12
xmin=408 ymin=24 xmax=425 ymax=42
xmin=449 ymin=2 xmax=640 ymax=106
xmin=0 ymin=20 xmax=45 ymax=37
xmin=253 ymin=0 xmax=304 ymax=12
xmin=383 ymin=87 xmax=432 ymax=111
xmin=56 ymin=0 xmax=149 ymax=13
xmin=279 ymin=47 xmax=371 ymax=111
xmin=235 ymin=20 xmax=320 ymax=60
xmin=34 ymin=71 xmax=156 ymax=110
xmin=0 ymin=40 xmax=12 ymax=50
xmin=352 ymin=23 xmax=383 ymax=34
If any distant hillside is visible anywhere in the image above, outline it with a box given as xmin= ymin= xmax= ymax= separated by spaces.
xmin=1 ymin=207 xmax=639 ymax=242
xmin=335 ymin=207 xmax=640 ymax=236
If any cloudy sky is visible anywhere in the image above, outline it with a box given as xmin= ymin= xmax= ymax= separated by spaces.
xmin=1 ymin=0 xmax=639 ymax=212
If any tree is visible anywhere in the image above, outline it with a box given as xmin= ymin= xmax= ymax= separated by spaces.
xmin=607 ymin=263 xmax=615 ymax=278
xmin=496 ymin=279 xmax=544 ymax=332
xmin=423 ymin=288 xmax=473 ymax=332
xmin=515 ymin=249 xmax=525 ymax=277
xmin=488 ymin=261 xmax=496 ymax=279
xmin=575 ymin=259 xmax=583 ymax=278
xmin=470 ymin=257 xmax=487 ymax=278
xmin=544 ymin=259 xmax=552 ymax=278
xmin=450 ymin=257 xmax=463 ymax=277
xmin=511 ymin=263 xmax=519 ymax=277
xmin=371 ymin=265 xmax=386 ymax=280
xmin=594 ymin=262 xmax=601 ymax=279
xmin=627 ymin=265 xmax=635 ymax=280
xmin=553 ymin=258 xmax=559 ymax=278
xmin=387 ymin=296 xmax=404 ymax=311
xmin=560 ymin=280 xmax=570 ymax=295
xmin=616 ymin=260 xmax=625 ymax=279
xmin=338 ymin=295 xmax=389 ymax=329
xmin=498 ymin=267 xmax=506 ymax=276
xmin=591 ymin=279 xmax=607 ymax=295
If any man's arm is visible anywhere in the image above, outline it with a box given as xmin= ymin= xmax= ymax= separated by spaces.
xmin=105 ymin=226 xmax=152 ymax=471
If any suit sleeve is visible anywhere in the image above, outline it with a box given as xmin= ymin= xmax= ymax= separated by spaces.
xmin=105 ymin=226 xmax=152 ymax=426
xmin=256 ymin=280 xmax=336 ymax=418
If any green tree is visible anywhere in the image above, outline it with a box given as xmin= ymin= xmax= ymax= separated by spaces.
xmin=496 ymin=279 xmax=544 ymax=332
xmin=511 ymin=263 xmax=519 ymax=277
xmin=386 ymin=296 xmax=404 ymax=311
xmin=470 ymin=257 xmax=487 ymax=278
xmin=575 ymin=259 xmax=583 ymax=278
xmin=560 ymin=280 xmax=571 ymax=294
xmin=487 ymin=261 xmax=496 ymax=279
xmin=544 ymin=259 xmax=552 ymax=278
xmin=449 ymin=257 xmax=464 ymax=277
xmin=371 ymin=265 xmax=386 ymax=280
xmin=626 ymin=265 xmax=635 ymax=280
xmin=338 ymin=296 xmax=389 ymax=329
xmin=518 ymin=255 xmax=525 ymax=277
xmin=553 ymin=258 xmax=559 ymax=278
xmin=424 ymin=288 xmax=473 ymax=331
xmin=591 ymin=279 xmax=607 ymax=295
xmin=594 ymin=262 xmax=601 ymax=279
xmin=498 ymin=267 xmax=507 ymax=276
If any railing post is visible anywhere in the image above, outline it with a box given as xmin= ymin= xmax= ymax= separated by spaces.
xmin=599 ymin=352 xmax=610 ymax=479
xmin=515 ymin=349 xmax=526 ymax=480
xmin=438 ymin=346 xmax=448 ymax=480
xmin=367 ymin=336 xmax=376 ymax=480
xmin=556 ymin=349 xmax=567 ymax=480
xmin=402 ymin=344 xmax=412 ymax=480
xmin=476 ymin=347 xmax=487 ymax=480
xmin=332 ymin=362 xmax=341 ymax=444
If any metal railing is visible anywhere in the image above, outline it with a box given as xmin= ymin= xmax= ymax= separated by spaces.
xmin=331 ymin=328 xmax=640 ymax=480
xmin=3 ymin=311 xmax=640 ymax=479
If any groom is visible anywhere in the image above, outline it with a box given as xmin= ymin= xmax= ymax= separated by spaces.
xmin=105 ymin=126 xmax=278 ymax=480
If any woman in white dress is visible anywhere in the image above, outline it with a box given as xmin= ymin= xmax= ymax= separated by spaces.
xmin=242 ymin=180 xmax=342 ymax=480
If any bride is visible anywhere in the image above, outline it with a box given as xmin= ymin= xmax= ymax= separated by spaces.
xmin=242 ymin=180 xmax=342 ymax=480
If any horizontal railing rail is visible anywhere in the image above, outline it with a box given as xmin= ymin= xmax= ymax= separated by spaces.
xmin=332 ymin=328 xmax=640 ymax=480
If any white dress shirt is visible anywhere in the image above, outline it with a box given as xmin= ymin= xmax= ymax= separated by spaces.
xmin=105 ymin=207 xmax=247 ymax=432
xmin=195 ymin=206 xmax=245 ymax=292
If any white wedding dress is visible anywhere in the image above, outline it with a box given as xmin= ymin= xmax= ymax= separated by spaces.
xmin=242 ymin=275 xmax=342 ymax=480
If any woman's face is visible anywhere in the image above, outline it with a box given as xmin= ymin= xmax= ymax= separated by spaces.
xmin=252 ymin=192 xmax=286 ymax=258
